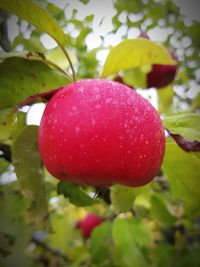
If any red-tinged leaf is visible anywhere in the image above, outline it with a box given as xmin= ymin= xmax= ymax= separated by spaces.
xmin=166 ymin=128 xmax=200 ymax=152
xmin=17 ymin=87 xmax=63 ymax=109
xmin=101 ymin=39 xmax=175 ymax=78
xmin=113 ymin=75 xmax=134 ymax=89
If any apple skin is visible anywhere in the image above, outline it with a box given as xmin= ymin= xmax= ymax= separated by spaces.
xmin=76 ymin=214 xmax=104 ymax=239
xmin=38 ymin=79 xmax=165 ymax=187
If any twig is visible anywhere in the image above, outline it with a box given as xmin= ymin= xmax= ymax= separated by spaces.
xmin=31 ymin=235 xmax=69 ymax=264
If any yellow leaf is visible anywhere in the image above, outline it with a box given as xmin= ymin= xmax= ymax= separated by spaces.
xmin=157 ymin=84 xmax=174 ymax=114
xmin=101 ymin=38 xmax=176 ymax=78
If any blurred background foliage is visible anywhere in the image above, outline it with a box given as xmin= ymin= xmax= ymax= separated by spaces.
xmin=0 ymin=0 xmax=200 ymax=267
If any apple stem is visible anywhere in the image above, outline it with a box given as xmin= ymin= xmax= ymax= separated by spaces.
xmin=61 ymin=45 xmax=77 ymax=82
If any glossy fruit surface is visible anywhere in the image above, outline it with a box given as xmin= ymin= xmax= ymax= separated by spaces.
xmin=39 ymin=79 xmax=165 ymax=187
xmin=76 ymin=214 xmax=103 ymax=239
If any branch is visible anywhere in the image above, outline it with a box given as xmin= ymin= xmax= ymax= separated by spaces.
xmin=31 ymin=235 xmax=69 ymax=264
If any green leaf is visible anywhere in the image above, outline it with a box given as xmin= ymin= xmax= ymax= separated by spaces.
xmin=151 ymin=244 xmax=176 ymax=267
xmin=57 ymin=181 xmax=98 ymax=207
xmin=89 ymin=221 xmax=112 ymax=266
xmin=112 ymin=218 xmax=151 ymax=267
xmin=0 ymin=108 xmax=16 ymax=143
xmin=101 ymin=38 xmax=176 ymax=78
xmin=48 ymin=212 xmax=70 ymax=252
xmin=0 ymin=184 xmax=31 ymax=266
xmin=117 ymin=218 xmax=152 ymax=247
xmin=79 ymin=0 xmax=90 ymax=4
xmin=46 ymin=47 xmax=76 ymax=70
xmin=47 ymin=3 xmax=65 ymax=21
xmin=0 ymin=57 xmax=70 ymax=109
xmin=12 ymin=125 xmax=49 ymax=230
xmin=123 ymin=66 xmax=148 ymax=89
xmin=163 ymin=113 xmax=200 ymax=141
xmin=178 ymin=70 xmax=189 ymax=85
xmin=0 ymin=158 xmax=9 ymax=174
xmin=11 ymin=111 xmax=27 ymax=142
xmin=157 ymin=85 xmax=174 ymax=114
xmin=191 ymin=93 xmax=200 ymax=111
xmin=150 ymin=194 xmax=176 ymax=224
xmin=110 ymin=184 xmax=150 ymax=213
xmin=0 ymin=0 xmax=65 ymax=46
xmin=0 ymin=51 xmax=72 ymax=79
xmin=176 ymin=248 xmax=200 ymax=267
xmin=13 ymin=34 xmax=46 ymax=52
xmin=162 ymin=141 xmax=200 ymax=204
xmin=110 ymin=185 xmax=137 ymax=213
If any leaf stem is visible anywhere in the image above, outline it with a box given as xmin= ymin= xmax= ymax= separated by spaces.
xmin=60 ymin=45 xmax=76 ymax=82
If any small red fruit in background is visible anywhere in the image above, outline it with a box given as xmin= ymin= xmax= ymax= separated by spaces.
xmin=139 ymin=32 xmax=177 ymax=88
xmin=76 ymin=213 xmax=104 ymax=239
xmin=39 ymin=79 xmax=165 ymax=187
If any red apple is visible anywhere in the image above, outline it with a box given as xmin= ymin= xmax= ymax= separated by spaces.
xmin=38 ymin=79 xmax=165 ymax=187
xmin=76 ymin=213 xmax=103 ymax=239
